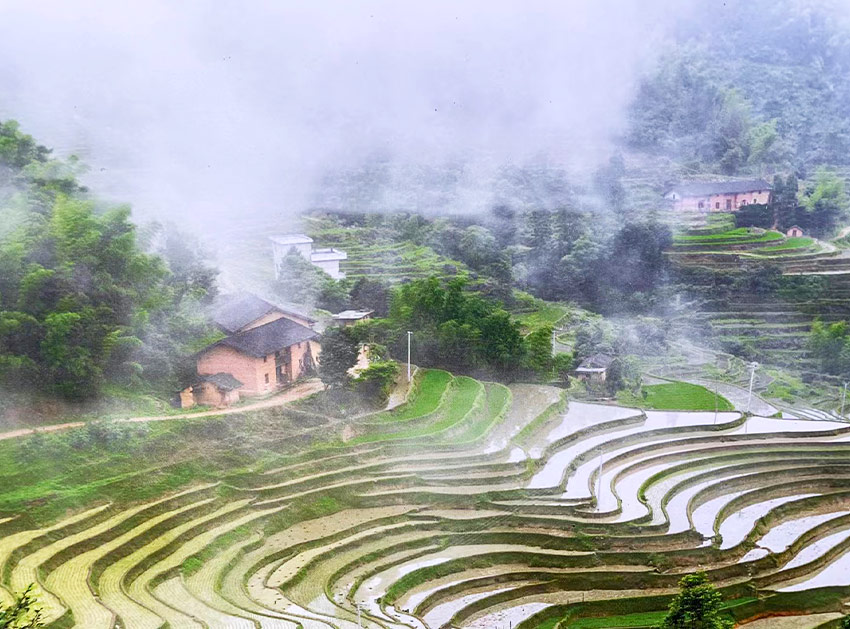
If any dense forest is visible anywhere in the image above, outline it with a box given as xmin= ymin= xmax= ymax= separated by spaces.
xmin=629 ymin=0 xmax=850 ymax=174
xmin=0 ymin=121 xmax=219 ymax=399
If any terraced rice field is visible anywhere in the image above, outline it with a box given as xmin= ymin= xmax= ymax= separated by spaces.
xmin=668 ymin=223 xmax=850 ymax=374
xmin=3 ymin=370 xmax=850 ymax=627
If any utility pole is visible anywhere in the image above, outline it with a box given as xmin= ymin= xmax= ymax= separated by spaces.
xmin=745 ymin=362 xmax=759 ymax=434
xmin=842 ymin=382 xmax=848 ymax=418
xmin=407 ymin=331 xmax=412 ymax=382
xmin=595 ymin=447 xmax=603 ymax=508
xmin=746 ymin=362 xmax=759 ymax=414
xmin=714 ymin=380 xmax=718 ymax=425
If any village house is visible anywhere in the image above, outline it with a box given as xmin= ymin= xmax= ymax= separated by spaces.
xmin=180 ymin=373 xmax=244 ymax=409
xmin=574 ymin=353 xmax=614 ymax=385
xmin=665 ymin=179 xmax=772 ymax=212
xmin=270 ymin=233 xmax=348 ymax=280
xmin=786 ymin=225 xmax=804 ymax=237
xmin=180 ymin=294 xmax=321 ymax=407
xmin=331 ymin=310 xmax=374 ymax=326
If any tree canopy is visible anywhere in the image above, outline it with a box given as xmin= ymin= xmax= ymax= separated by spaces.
xmin=0 ymin=119 xmax=219 ymax=399
xmin=662 ymin=572 xmax=733 ymax=629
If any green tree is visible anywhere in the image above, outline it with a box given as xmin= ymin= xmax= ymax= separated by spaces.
xmin=354 ymin=360 xmax=399 ymax=403
xmin=800 ymin=168 xmax=848 ymax=236
xmin=274 ymin=250 xmax=323 ymax=305
xmin=770 ymin=174 xmax=800 ymax=231
xmin=662 ymin=572 xmax=732 ymax=629
xmin=552 ymin=353 xmax=573 ymax=384
xmin=606 ymin=356 xmax=641 ymax=396
xmin=839 ymin=615 xmax=850 ymax=629
xmin=349 ymin=278 xmax=390 ymax=317
xmin=524 ymin=325 xmax=554 ymax=377
xmin=318 ymin=326 xmax=359 ymax=389
xmin=734 ymin=203 xmax=773 ymax=229
xmin=274 ymin=249 xmax=349 ymax=312
xmin=593 ymin=153 xmax=627 ymax=214
xmin=0 ymin=585 xmax=43 ymax=628
xmin=809 ymin=319 xmax=850 ymax=376
xmin=747 ymin=120 xmax=790 ymax=174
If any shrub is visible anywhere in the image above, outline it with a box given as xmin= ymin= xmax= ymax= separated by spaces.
xmin=355 ymin=361 xmax=400 ymax=403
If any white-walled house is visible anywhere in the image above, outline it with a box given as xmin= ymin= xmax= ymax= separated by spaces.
xmin=309 ymin=248 xmax=347 ymax=279
xmin=271 ymin=233 xmax=347 ymax=280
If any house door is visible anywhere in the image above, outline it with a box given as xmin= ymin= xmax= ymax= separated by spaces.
xmin=275 ymin=348 xmax=292 ymax=384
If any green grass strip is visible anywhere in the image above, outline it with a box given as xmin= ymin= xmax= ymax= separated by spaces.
xmin=618 ymin=382 xmax=734 ymax=411
xmin=369 ymin=370 xmax=453 ymax=423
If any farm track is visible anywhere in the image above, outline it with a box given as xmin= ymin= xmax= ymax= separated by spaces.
xmin=3 ymin=372 xmax=850 ymax=627
xmin=0 ymin=379 xmax=324 ymax=442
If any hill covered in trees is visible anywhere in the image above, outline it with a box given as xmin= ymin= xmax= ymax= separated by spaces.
xmin=629 ymin=0 xmax=850 ymax=175
xmin=0 ymin=121 xmax=219 ymax=400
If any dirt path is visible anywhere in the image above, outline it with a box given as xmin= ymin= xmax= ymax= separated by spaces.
xmin=385 ymin=366 xmax=418 ymax=410
xmin=0 ymin=379 xmax=324 ymax=442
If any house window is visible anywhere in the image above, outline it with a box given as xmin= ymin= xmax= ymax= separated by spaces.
xmin=715 ymin=201 xmax=720 ymax=209
xmin=264 ymin=373 xmax=270 ymax=384
xmin=263 ymin=356 xmax=267 ymax=363
xmin=741 ymin=199 xmax=747 ymax=206
xmin=698 ymin=201 xmax=704 ymax=209
xmin=726 ymin=199 xmax=732 ymax=210
xmin=753 ymin=198 xmax=757 ymax=204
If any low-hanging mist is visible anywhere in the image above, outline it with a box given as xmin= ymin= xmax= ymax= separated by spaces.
xmin=0 ymin=0 xmax=692 ymax=228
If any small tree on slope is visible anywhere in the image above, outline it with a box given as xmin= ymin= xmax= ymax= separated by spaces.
xmin=318 ymin=326 xmax=359 ymax=389
xmin=0 ymin=585 xmax=42 ymax=628
xmin=662 ymin=572 xmax=733 ymax=629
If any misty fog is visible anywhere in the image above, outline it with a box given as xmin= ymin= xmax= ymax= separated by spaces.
xmin=0 ymin=0 xmax=693 ymax=229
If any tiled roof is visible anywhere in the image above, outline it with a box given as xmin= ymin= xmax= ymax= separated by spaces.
xmin=669 ymin=179 xmax=771 ymax=197
xmin=213 ymin=316 xmax=318 ymax=358
xmin=199 ymin=372 xmax=244 ymax=391
xmin=577 ymin=353 xmax=615 ymax=370
xmin=213 ymin=293 xmax=315 ymax=333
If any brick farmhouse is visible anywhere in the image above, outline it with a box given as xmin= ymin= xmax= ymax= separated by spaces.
xmin=666 ymin=179 xmax=772 ymax=212
xmin=181 ymin=294 xmax=321 ymax=408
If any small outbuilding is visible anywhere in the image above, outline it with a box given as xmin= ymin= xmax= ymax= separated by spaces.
xmin=180 ymin=372 xmax=244 ymax=409
xmin=574 ymin=353 xmax=615 ymax=385
xmin=786 ymin=225 xmax=804 ymax=238
xmin=332 ymin=310 xmax=374 ymax=326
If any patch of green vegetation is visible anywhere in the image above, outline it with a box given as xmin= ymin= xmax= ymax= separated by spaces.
xmin=674 ymin=227 xmax=752 ymax=242
xmin=756 ymin=237 xmax=815 ymax=253
xmin=355 ymin=376 xmax=483 ymax=443
xmin=441 ymin=383 xmax=511 ymax=444
xmin=0 ymin=408 xmax=316 ymax=524
xmin=370 ymin=369 xmax=453 ymax=423
xmin=513 ymin=293 xmax=568 ymax=330
xmin=618 ymin=382 xmax=734 ymax=411
xmin=564 ymin=610 xmax=667 ymax=627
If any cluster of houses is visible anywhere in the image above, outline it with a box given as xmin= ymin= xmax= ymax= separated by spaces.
xmin=181 ymin=182 xmax=806 ymax=410
xmin=177 ymin=231 xmax=372 ymax=409
xmin=270 ymin=234 xmax=347 ymax=280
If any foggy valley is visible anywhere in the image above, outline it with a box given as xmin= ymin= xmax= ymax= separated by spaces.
xmin=2 ymin=1 xmax=850 ymax=628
